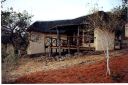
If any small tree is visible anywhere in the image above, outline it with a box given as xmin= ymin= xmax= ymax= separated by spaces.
xmin=85 ymin=4 xmax=126 ymax=75
xmin=88 ymin=11 xmax=111 ymax=76
xmin=1 ymin=1 xmax=33 ymax=59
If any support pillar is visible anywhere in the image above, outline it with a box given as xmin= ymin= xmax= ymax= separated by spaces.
xmin=50 ymin=36 xmax=52 ymax=55
xmin=57 ymin=28 xmax=61 ymax=57
xmin=77 ymin=26 xmax=80 ymax=54
xmin=67 ymin=36 xmax=70 ymax=54
xmin=56 ymin=39 xmax=57 ymax=54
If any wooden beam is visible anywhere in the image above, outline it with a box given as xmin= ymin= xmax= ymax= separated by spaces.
xmin=50 ymin=36 xmax=53 ymax=55
xmin=57 ymin=28 xmax=61 ymax=57
xmin=83 ymin=29 xmax=85 ymax=45
xmin=56 ymin=38 xmax=57 ymax=53
xmin=44 ymin=35 xmax=46 ymax=54
xmin=77 ymin=26 xmax=80 ymax=53
xmin=67 ymin=36 xmax=70 ymax=54
xmin=48 ymin=33 xmax=52 ymax=57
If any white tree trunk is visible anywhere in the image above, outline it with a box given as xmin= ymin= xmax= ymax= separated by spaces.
xmin=106 ymin=46 xmax=111 ymax=75
xmin=99 ymin=29 xmax=111 ymax=76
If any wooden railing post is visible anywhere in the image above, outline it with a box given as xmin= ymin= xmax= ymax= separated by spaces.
xmin=77 ymin=26 xmax=80 ymax=54
xmin=57 ymin=28 xmax=61 ymax=57
xmin=67 ymin=36 xmax=70 ymax=54
xmin=50 ymin=36 xmax=52 ymax=55
xmin=56 ymin=38 xmax=57 ymax=53
xmin=44 ymin=36 xmax=46 ymax=55
xmin=83 ymin=30 xmax=85 ymax=46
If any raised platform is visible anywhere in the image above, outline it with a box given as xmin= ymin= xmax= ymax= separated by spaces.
xmin=50 ymin=46 xmax=95 ymax=51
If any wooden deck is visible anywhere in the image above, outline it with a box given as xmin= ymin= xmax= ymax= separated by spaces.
xmin=50 ymin=46 xmax=95 ymax=51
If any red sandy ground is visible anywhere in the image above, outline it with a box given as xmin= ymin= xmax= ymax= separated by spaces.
xmin=14 ymin=54 xmax=128 ymax=83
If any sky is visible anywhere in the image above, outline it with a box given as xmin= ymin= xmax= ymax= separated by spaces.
xmin=2 ymin=0 xmax=122 ymax=22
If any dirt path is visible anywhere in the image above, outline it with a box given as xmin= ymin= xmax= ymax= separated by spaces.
xmin=14 ymin=53 xmax=128 ymax=83
xmin=2 ymin=48 xmax=128 ymax=83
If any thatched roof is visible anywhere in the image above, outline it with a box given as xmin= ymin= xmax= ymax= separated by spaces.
xmin=27 ymin=18 xmax=85 ymax=33
xmin=27 ymin=11 xmax=109 ymax=33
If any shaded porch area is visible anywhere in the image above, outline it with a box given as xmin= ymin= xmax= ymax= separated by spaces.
xmin=45 ymin=24 xmax=95 ymax=57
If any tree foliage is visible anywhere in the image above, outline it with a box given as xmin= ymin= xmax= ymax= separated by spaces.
xmin=85 ymin=0 xmax=127 ymax=76
xmin=1 ymin=1 xmax=33 ymax=56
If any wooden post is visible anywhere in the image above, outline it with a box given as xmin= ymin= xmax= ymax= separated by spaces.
xmin=88 ymin=32 xmax=91 ymax=51
xmin=44 ymin=36 xmax=46 ymax=55
xmin=48 ymin=37 xmax=51 ymax=57
xmin=56 ymin=38 xmax=57 ymax=54
xmin=48 ymin=32 xmax=53 ymax=57
xmin=77 ymin=26 xmax=80 ymax=54
xmin=50 ymin=36 xmax=53 ymax=55
xmin=67 ymin=36 xmax=70 ymax=54
xmin=57 ymin=28 xmax=61 ymax=57
xmin=83 ymin=30 xmax=85 ymax=45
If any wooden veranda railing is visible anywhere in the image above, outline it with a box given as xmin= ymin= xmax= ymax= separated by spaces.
xmin=45 ymin=36 xmax=82 ymax=48
xmin=44 ymin=36 xmax=95 ymax=56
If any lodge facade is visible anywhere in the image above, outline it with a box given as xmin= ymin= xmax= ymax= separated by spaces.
xmin=27 ymin=11 xmax=128 ymax=56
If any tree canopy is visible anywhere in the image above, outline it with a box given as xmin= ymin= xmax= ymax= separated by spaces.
xmin=1 ymin=0 xmax=33 ymax=56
